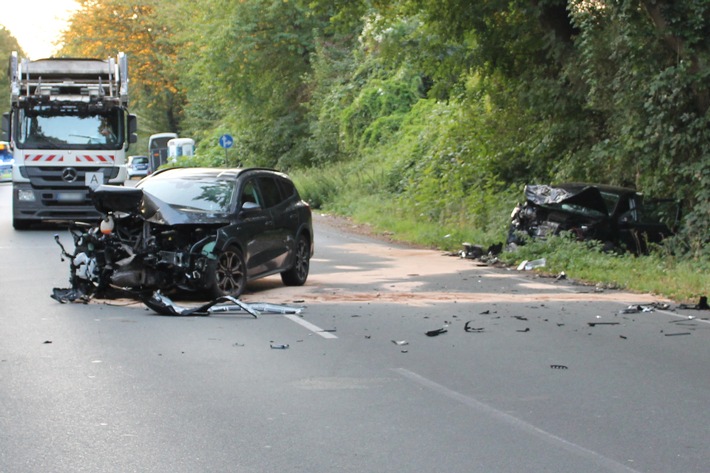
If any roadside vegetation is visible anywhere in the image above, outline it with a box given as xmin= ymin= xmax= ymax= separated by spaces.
xmin=1 ymin=1 xmax=707 ymax=302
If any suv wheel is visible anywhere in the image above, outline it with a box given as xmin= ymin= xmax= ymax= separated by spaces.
xmin=207 ymin=246 xmax=247 ymax=298
xmin=281 ymin=235 xmax=310 ymax=286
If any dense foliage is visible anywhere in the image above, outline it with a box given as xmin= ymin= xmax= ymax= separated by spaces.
xmin=6 ymin=1 xmax=710 ymax=258
xmin=0 ymin=26 xmax=25 ymax=114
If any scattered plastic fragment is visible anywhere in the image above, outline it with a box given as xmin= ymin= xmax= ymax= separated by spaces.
xmin=554 ymin=271 xmax=567 ymax=281
xmin=620 ymin=305 xmax=654 ymax=314
xmin=392 ymin=340 xmax=409 ymax=346
xmin=664 ymin=332 xmax=691 ymax=337
xmin=550 ymin=365 xmax=568 ymax=370
xmin=51 ymin=287 xmax=90 ymax=304
xmin=513 ymin=315 xmax=528 ymax=321
xmin=678 ymin=296 xmax=709 ymax=311
xmin=141 ymin=292 xmax=260 ymax=317
xmin=211 ymin=302 xmax=303 ymax=315
xmin=270 ymin=344 xmax=290 ymax=349
xmin=517 ymin=258 xmax=546 ymax=271
xmin=43 ymin=340 xmax=52 ymax=344
xmin=517 ymin=328 xmax=530 ymax=333
xmin=426 ymin=328 xmax=448 ymax=337
xmin=464 ymin=321 xmax=484 ymax=333
xmin=588 ymin=322 xmax=620 ymax=327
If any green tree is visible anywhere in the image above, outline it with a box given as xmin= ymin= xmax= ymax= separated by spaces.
xmin=0 ymin=27 xmax=25 ymax=115
xmin=180 ymin=0 xmax=328 ymax=168
xmin=58 ymin=0 xmax=187 ymax=137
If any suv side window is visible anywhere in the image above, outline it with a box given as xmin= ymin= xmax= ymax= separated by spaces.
xmin=258 ymin=176 xmax=283 ymax=209
xmin=277 ymin=177 xmax=297 ymax=199
xmin=240 ymin=180 xmax=262 ymax=208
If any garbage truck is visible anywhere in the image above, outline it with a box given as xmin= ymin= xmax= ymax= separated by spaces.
xmin=2 ymin=52 xmax=137 ymax=229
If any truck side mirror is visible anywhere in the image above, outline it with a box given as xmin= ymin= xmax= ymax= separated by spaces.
xmin=128 ymin=114 xmax=138 ymax=144
xmin=128 ymin=114 xmax=138 ymax=134
xmin=1 ymin=113 xmax=10 ymax=142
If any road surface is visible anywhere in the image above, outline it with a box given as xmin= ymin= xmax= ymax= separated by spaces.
xmin=1 ymin=181 xmax=708 ymax=472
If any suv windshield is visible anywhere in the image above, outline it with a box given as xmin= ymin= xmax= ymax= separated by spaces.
xmin=139 ymin=177 xmax=235 ymax=213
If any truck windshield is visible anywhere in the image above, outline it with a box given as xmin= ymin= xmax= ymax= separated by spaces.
xmin=15 ymin=107 xmax=123 ymax=150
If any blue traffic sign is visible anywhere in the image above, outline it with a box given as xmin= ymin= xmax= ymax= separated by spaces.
xmin=219 ymin=134 xmax=234 ymax=149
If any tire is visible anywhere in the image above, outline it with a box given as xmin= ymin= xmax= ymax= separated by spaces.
xmin=13 ymin=218 xmax=31 ymax=230
xmin=281 ymin=235 xmax=310 ymax=286
xmin=207 ymin=246 xmax=247 ymax=298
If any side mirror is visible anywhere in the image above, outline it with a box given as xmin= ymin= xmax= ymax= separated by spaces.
xmin=241 ymin=201 xmax=261 ymax=211
xmin=1 ymin=113 xmax=10 ymax=142
xmin=127 ymin=114 xmax=138 ymax=144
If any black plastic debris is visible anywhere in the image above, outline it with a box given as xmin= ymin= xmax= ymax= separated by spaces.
xmin=426 ymin=328 xmax=448 ymax=337
xmin=459 ymin=242 xmax=503 ymax=260
xmin=664 ymin=332 xmax=691 ymax=337
xmin=464 ymin=321 xmax=484 ymax=333
xmin=588 ymin=322 xmax=620 ymax=327
xmin=554 ymin=271 xmax=567 ymax=282
xmin=142 ymin=292 xmax=260 ymax=317
xmin=550 ymin=365 xmax=568 ymax=370
xmin=51 ymin=287 xmax=90 ymax=304
xmin=513 ymin=315 xmax=528 ymax=321
xmin=270 ymin=344 xmax=290 ymax=349
xmin=517 ymin=328 xmax=530 ymax=333
xmin=460 ymin=243 xmax=483 ymax=259
xmin=678 ymin=296 xmax=709 ymax=310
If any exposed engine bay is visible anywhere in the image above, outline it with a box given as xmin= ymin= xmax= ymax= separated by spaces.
xmin=52 ymin=185 xmax=225 ymax=303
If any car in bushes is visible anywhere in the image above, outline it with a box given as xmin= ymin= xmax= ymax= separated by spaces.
xmin=507 ymin=183 xmax=680 ymax=254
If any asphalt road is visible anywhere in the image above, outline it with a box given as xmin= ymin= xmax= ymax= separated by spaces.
xmin=1 ymin=181 xmax=708 ymax=473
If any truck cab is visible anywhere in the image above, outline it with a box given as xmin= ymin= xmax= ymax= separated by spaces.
xmin=2 ymin=52 xmax=137 ymax=229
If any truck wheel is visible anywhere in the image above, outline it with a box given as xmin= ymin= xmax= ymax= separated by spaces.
xmin=206 ymin=245 xmax=247 ymax=298
xmin=281 ymin=234 xmax=310 ymax=286
xmin=13 ymin=219 xmax=30 ymax=230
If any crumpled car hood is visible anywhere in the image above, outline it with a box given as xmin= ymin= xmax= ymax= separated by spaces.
xmin=524 ymin=184 xmax=609 ymax=216
xmin=92 ymin=185 xmax=232 ymax=225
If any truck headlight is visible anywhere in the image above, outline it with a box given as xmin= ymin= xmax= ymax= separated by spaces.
xmin=17 ymin=189 xmax=36 ymax=202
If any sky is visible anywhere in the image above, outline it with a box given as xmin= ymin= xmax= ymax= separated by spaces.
xmin=1 ymin=0 xmax=80 ymax=59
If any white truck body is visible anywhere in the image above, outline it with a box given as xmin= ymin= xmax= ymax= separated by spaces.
xmin=2 ymin=52 xmax=137 ymax=229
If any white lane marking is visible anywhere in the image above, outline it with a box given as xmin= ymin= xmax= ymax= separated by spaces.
xmin=394 ymin=368 xmax=643 ymax=473
xmin=283 ymin=313 xmax=338 ymax=339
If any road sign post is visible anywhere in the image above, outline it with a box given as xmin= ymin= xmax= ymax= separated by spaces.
xmin=219 ymin=134 xmax=234 ymax=165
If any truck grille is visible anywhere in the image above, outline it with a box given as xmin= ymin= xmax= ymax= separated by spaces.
xmin=25 ymin=166 xmax=119 ymax=187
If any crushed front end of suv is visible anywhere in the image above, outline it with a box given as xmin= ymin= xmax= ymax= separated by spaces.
xmin=507 ymin=183 xmax=680 ymax=254
xmin=53 ymin=167 xmax=313 ymax=302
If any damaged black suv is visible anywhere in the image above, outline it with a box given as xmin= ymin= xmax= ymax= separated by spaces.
xmin=54 ymin=167 xmax=314 ymax=301
xmin=507 ymin=183 xmax=680 ymax=254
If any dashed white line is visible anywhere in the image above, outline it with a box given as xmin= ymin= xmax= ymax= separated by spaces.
xmin=282 ymin=313 xmax=338 ymax=339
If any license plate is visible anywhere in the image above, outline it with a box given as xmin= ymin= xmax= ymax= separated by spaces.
xmin=57 ymin=192 xmax=84 ymax=202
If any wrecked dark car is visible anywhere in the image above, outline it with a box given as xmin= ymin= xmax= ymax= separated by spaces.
xmin=53 ymin=167 xmax=313 ymax=302
xmin=507 ymin=183 xmax=680 ymax=254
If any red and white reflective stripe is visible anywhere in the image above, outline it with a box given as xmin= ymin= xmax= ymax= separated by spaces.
xmin=76 ymin=155 xmax=115 ymax=163
xmin=24 ymin=154 xmax=63 ymax=162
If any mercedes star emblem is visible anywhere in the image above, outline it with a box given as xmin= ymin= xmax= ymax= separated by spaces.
xmin=62 ymin=168 xmax=78 ymax=183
